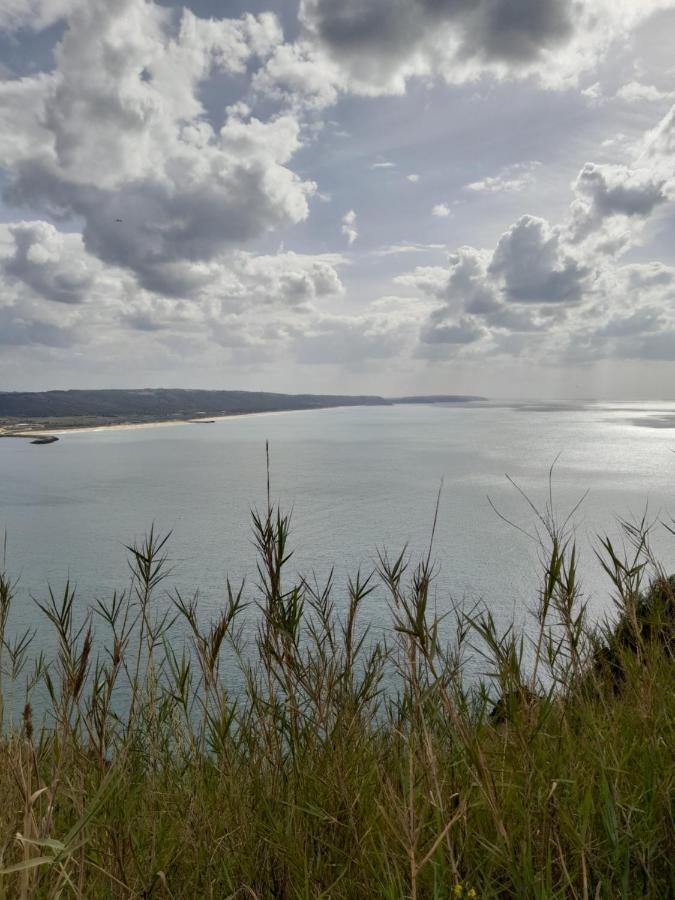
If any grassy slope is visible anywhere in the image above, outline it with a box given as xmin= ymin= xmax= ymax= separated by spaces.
xmin=0 ymin=499 xmax=673 ymax=899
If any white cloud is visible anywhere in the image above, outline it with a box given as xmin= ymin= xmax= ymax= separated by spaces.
xmin=464 ymin=161 xmax=541 ymax=194
xmin=372 ymin=242 xmax=446 ymax=258
xmin=581 ymin=81 xmax=605 ymax=105
xmin=639 ymin=102 xmax=675 ymax=190
xmin=616 ymin=81 xmax=675 ymax=103
xmin=407 ymin=174 xmax=420 ymax=183
xmin=395 ymin=264 xmax=453 ymax=297
xmin=341 ymin=209 xmax=358 ymax=244
xmin=252 ymin=40 xmax=340 ymax=111
xmin=431 ymin=203 xmax=451 ymax=218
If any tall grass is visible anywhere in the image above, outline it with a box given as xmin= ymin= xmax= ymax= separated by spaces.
xmin=0 ymin=466 xmax=673 ymax=899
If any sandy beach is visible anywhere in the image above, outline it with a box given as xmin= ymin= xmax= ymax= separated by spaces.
xmin=0 ymin=406 xmax=326 ymax=439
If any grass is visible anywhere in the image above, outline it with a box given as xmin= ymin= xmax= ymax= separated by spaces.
xmin=0 ymin=467 xmax=673 ymax=899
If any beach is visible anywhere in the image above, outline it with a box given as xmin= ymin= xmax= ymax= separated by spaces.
xmin=0 ymin=407 xmax=315 ymax=438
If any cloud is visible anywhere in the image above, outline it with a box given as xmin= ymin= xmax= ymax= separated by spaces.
xmin=490 ymin=215 xmax=588 ymax=304
xmin=640 ymin=102 xmax=675 ymax=190
xmin=402 ymin=246 xmax=547 ymax=350
xmin=625 ymin=261 xmax=674 ymax=290
xmin=1 ymin=2 xmax=674 ymax=383
xmin=431 ymin=203 xmax=451 ymax=218
xmin=616 ymin=81 xmax=675 ymax=103
xmin=0 ymin=307 xmax=77 ymax=347
xmin=395 ymin=264 xmax=454 ymax=297
xmin=298 ymin=0 xmax=673 ymax=96
xmin=3 ymin=221 xmax=95 ymax=305
xmin=420 ymin=316 xmax=486 ymax=346
xmin=294 ymin=311 xmax=412 ymax=365
xmin=225 ymin=251 xmax=345 ymax=309
xmin=341 ymin=209 xmax=358 ymax=244
xmin=569 ymin=162 xmax=668 ymax=242
xmin=397 ymin=104 xmax=675 ymax=361
xmin=372 ymin=242 xmax=446 ymax=258
xmin=251 ymin=40 xmax=340 ymax=111
xmin=0 ymin=1 xmax=315 ymax=295
xmin=594 ymin=309 xmax=663 ymax=338
xmin=0 ymin=0 xmax=78 ymax=31
xmin=464 ymin=161 xmax=541 ymax=194
xmin=581 ymin=81 xmax=605 ymax=106
xmin=0 ymin=75 xmax=55 ymax=170
xmin=119 ymin=250 xmax=346 ymax=340
xmin=0 ymin=213 xmax=346 ymax=359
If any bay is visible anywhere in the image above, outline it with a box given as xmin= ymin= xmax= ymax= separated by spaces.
xmin=2 ymin=401 xmax=675 ymax=663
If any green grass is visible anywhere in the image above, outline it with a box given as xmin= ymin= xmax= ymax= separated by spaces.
xmin=0 ymin=475 xmax=673 ymax=899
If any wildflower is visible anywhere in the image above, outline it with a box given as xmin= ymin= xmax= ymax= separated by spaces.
xmin=468 ymin=890 xmax=477 ymax=898
xmin=452 ymin=886 xmax=464 ymax=897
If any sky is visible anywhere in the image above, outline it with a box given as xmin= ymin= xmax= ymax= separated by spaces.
xmin=0 ymin=0 xmax=674 ymax=399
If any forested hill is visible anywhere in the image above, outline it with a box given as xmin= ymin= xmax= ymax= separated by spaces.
xmin=0 ymin=389 xmax=485 ymax=419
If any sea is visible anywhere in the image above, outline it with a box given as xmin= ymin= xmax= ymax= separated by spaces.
xmin=2 ymin=400 xmax=675 ymax=685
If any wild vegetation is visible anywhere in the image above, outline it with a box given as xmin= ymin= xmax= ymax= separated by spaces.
xmin=0 ymin=466 xmax=673 ymax=898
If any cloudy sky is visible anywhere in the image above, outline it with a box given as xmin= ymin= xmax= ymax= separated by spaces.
xmin=0 ymin=0 xmax=674 ymax=398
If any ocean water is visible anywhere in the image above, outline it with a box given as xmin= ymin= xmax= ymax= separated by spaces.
xmin=2 ymin=401 xmax=675 ymax=668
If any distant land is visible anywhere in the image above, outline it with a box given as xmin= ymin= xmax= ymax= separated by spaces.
xmin=0 ymin=389 xmax=486 ymax=436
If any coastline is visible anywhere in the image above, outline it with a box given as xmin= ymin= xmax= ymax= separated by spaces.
xmin=0 ymin=406 xmax=338 ymax=438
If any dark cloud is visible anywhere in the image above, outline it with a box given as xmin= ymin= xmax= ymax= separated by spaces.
xmin=570 ymin=162 xmax=667 ymax=241
xmin=302 ymin=0 xmax=574 ymax=67
xmin=299 ymin=0 xmax=608 ymax=93
xmin=471 ymin=0 xmax=574 ymax=62
xmin=445 ymin=248 xmax=500 ymax=314
xmin=489 ymin=216 xmax=587 ymax=304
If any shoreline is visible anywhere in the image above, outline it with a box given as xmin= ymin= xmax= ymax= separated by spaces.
xmin=0 ymin=406 xmax=348 ymax=438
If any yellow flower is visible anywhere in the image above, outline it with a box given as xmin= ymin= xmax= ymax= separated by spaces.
xmin=452 ymin=887 xmax=464 ymax=897
xmin=467 ymin=890 xmax=477 ymax=899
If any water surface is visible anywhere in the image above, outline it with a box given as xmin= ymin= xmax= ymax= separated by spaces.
xmin=2 ymin=401 xmax=675 ymax=659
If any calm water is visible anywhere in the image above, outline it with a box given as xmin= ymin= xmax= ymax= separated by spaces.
xmin=2 ymin=401 xmax=675 ymax=658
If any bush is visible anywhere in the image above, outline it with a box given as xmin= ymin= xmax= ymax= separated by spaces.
xmin=0 ymin=484 xmax=673 ymax=898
